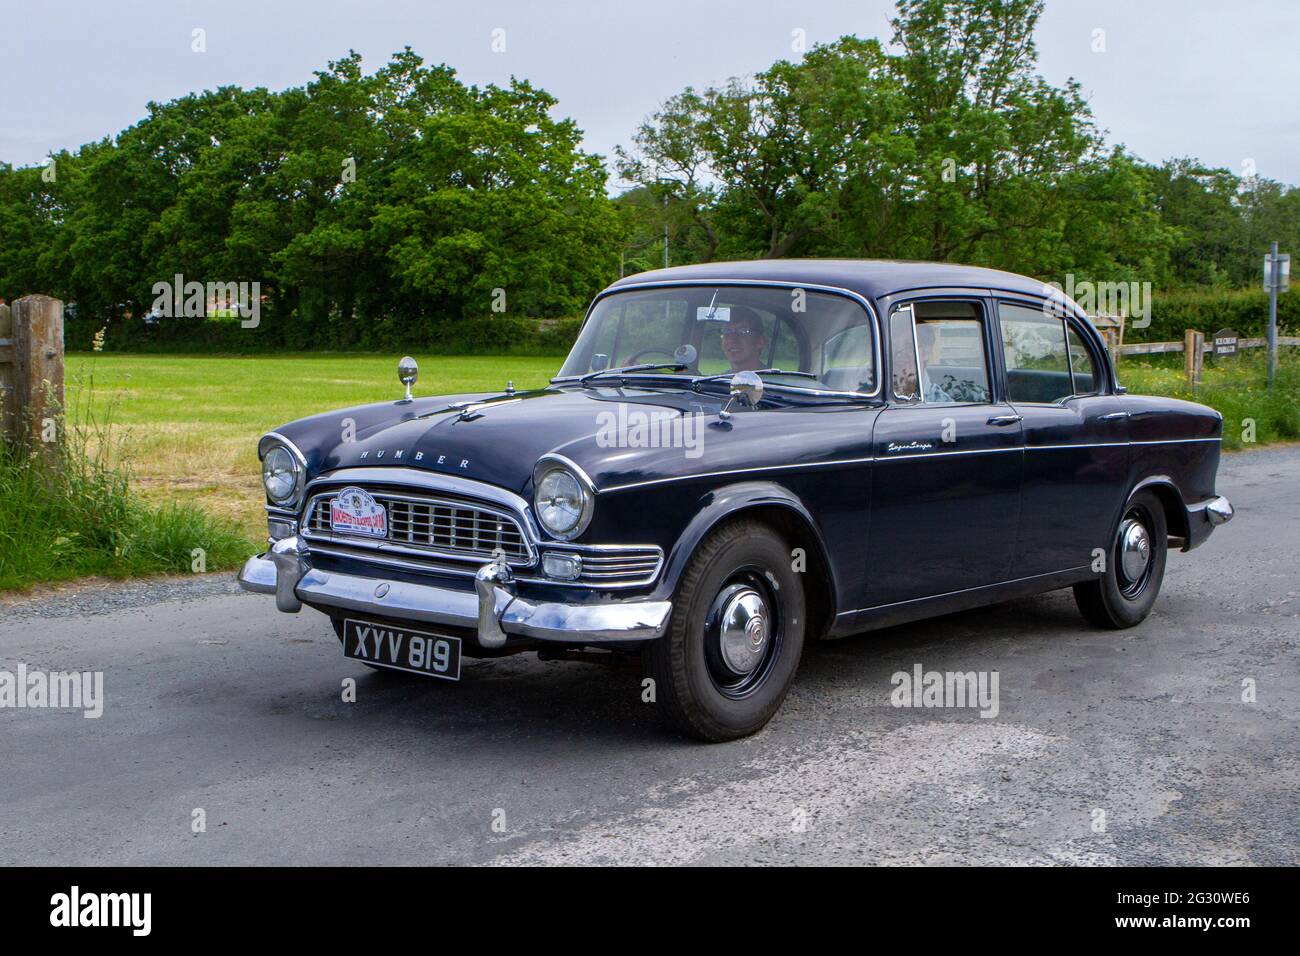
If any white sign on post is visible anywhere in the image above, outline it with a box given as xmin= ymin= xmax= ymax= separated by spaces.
xmin=1263 ymin=253 xmax=1291 ymax=292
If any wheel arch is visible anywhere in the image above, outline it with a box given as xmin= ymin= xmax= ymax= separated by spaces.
xmin=659 ymin=481 xmax=839 ymax=641
xmin=1129 ymin=475 xmax=1190 ymax=547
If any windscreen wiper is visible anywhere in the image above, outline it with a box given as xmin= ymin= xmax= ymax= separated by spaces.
xmin=578 ymin=362 xmax=687 ymax=385
xmin=692 ymin=368 xmax=818 ymax=385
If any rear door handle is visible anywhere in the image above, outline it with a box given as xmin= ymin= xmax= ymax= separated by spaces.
xmin=987 ymin=414 xmax=1022 ymax=426
xmin=1097 ymin=411 xmax=1130 ymax=422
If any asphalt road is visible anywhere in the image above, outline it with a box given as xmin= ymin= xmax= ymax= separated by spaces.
xmin=2 ymin=446 xmax=1297 ymax=866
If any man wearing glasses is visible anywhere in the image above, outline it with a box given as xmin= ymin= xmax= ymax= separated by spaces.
xmin=720 ymin=307 xmax=770 ymax=372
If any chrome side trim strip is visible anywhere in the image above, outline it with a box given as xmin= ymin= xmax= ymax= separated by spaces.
xmin=602 ymin=456 xmax=877 ymax=493
xmin=878 ymin=446 xmax=1020 ymax=462
xmin=1130 ymin=437 xmax=1222 ymax=445
xmin=598 ymin=438 xmax=1220 ymax=491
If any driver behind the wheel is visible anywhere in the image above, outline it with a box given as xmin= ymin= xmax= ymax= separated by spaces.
xmin=720 ymin=307 xmax=769 ymax=372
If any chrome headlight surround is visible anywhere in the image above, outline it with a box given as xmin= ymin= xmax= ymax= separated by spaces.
xmin=259 ymin=434 xmax=305 ymax=508
xmin=532 ymin=455 xmax=594 ymax=541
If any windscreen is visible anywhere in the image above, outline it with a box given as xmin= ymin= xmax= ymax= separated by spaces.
xmin=557 ymin=285 xmax=878 ymax=393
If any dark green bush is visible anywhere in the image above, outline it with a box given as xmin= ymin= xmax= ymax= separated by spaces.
xmin=65 ymin=310 xmax=584 ymax=356
xmin=1128 ymin=287 xmax=1298 ymax=342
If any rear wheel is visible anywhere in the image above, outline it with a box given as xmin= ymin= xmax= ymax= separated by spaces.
xmin=1073 ymin=490 xmax=1168 ymax=629
xmin=643 ymin=520 xmax=805 ymax=741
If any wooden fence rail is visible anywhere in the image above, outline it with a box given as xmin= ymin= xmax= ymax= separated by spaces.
xmin=1117 ymin=335 xmax=1300 ymax=356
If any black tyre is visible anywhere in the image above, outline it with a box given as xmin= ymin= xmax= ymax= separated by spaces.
xmin=1073 ymin=489 xmax=1168 ymax=629
xmin=643 ymin=519 xmax=805 ymax=741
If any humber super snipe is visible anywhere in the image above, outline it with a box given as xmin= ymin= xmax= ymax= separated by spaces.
xmin=240 ymin=260 xmax=1233 ymax=740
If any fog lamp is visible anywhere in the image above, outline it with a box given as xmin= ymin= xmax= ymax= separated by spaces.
xmin=541 ymin=552 xmax=583 ymax=581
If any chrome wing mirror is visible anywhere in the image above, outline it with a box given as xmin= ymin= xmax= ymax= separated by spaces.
xmin=718 ymin=370 xmax=763 ymax=422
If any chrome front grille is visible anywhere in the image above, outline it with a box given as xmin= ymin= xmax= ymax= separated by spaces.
xmin=303 ymin=490 xmax=530 ymax=563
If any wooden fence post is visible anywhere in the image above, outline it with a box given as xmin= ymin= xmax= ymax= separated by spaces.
xmin=1102 ymin=328 xmax=1118 ymax=361
xmin=11 ymin=295 xmax=65 ymax=454
xmin=0 ymin=302 xmax=14 ymax=441
xmin=1183 ymin=329 xmax=1204 ymax=390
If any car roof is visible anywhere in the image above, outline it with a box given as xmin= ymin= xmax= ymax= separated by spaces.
xmin=607 ymin=258 xmax=1052 ymax=302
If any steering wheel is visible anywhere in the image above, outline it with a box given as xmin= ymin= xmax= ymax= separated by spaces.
xmin=624 ymin=347 xmax=679 ymax=365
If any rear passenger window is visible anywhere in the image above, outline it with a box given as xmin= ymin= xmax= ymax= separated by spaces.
xmin=912 ymin=301 xmax=991 ymax=404
xmin=1000 ymin=303 xmax=1071 ymax=404
xmin=1066 ymin=324 xmax=1100 ymax=394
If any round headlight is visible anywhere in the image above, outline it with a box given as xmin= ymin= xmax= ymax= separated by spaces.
xmin=262 ymin=445 xmax=300 ymax=504
xmin=535 ymin=466 xmax=591 ymax=539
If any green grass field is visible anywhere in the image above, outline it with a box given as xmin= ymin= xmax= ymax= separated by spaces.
xmin=62 ymin=348 xmax=1298 ymax=562
xmin=66 ymin=352 xmax=561 ymax=541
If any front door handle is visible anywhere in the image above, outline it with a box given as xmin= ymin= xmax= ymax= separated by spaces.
xmin=987 ymin=414 xmax=1022 ymax=426
xmin=1097 ymin=411 xmax=1130 ymax=422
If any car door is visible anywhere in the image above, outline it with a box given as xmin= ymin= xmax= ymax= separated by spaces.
xmin=995 ymin=299 xmax=1130 ymax=579
xmin=866 ymin=296 xmax=1024 ymax=608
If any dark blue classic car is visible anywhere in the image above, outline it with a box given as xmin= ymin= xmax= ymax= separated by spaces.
xmin=239 ymin=260 xmax=1233 ymax=740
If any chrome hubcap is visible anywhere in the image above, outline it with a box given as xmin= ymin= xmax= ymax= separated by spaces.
xmin=1118 ymin=517 xmax=1151 ymax=584
xmin=717 ymin=587 xmax=769 ymax=676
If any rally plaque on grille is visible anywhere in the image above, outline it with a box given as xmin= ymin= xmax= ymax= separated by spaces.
xmin=329 ymin=487 xmax=387 ymax=538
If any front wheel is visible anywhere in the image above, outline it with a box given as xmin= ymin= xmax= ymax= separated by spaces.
xmin=643 ymin=520 xmax=805 ymax=741
xmin=1073 ymin=490 xmax=1168 ymax=629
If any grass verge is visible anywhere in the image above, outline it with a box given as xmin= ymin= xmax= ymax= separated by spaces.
xmin=1117 ymin=348 xmax=1300 ymax=450
xmin=0 ymin=379 xmax=253 ymax=592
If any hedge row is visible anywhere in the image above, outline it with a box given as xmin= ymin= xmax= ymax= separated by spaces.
xmin=67 ymin=312 xmax=584 ymax=356
xmin=1127 ymin=287 xmax=1298 ymax=343
xmin=62 ymin=286 xmax=1295 ymax=354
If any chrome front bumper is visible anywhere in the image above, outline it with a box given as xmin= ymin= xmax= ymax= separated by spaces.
xmin=237 ymin=536 xmax=672 ymax=647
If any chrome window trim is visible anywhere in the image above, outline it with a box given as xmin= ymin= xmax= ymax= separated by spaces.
xmin=1062 ymin=316 xmax=1104 ymax=398
xmin=551 ymin=278 xmax=885 ymax=398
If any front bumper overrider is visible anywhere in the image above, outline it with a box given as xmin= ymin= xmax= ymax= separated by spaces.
xmin=237 ymin=536 xmax=672 ymax=648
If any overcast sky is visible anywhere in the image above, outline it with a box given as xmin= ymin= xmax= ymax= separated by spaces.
xmin=2 ymin=0 xmax=1297 ymax=186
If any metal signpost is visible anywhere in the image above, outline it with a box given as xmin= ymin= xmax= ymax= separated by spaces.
xmin=1264 ymin=242 xmax=1291 ymax=387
